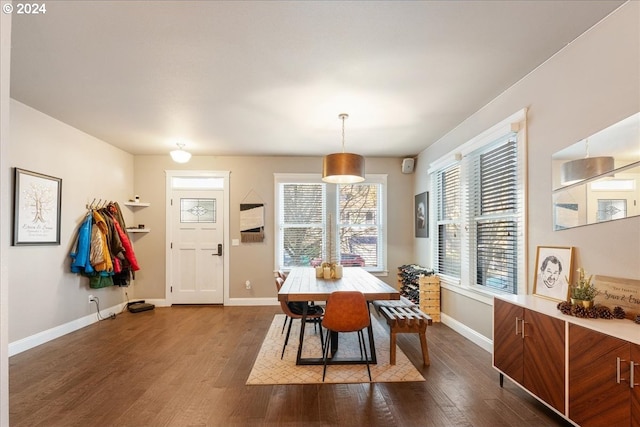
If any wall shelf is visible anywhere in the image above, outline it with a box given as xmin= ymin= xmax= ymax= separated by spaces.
xmin=126 ymin=228 xmax=150 ymax=233
xmin=124 ymin=202 xmax=150 ymax=207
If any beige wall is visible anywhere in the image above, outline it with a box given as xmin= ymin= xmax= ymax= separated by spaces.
xmin=131 ymin=155 xmax=415 ymax=301
xmin=1 ymin=8 xmax=12 ymax=425
xmin=414 ymin=2 xmax=640 ymax=341
xmin=8 ymin=100 xmax=134 ymax=342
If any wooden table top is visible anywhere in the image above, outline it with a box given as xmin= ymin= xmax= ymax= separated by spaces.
xmin=278 ymin=267 xmax=400 ymax=302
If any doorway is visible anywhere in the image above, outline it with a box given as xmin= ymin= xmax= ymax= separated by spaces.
xmin=165 ymin=171 xmax=229 ymax=305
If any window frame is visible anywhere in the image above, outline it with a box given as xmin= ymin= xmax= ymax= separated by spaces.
xmin=274 ymin=173 xmax=387 ymax=274
xmin=429 ymin=109 xmax=527 ymax=301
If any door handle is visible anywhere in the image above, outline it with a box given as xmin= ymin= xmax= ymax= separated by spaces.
xmin=217 ymin=243 xmax=223 ymax=256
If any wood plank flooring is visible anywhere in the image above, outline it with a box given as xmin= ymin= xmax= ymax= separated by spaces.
xmin=9 ymin=306 xmax=573 ymax=427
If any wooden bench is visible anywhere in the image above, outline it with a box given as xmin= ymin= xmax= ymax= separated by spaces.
xmin=373 ymin=298 xmax=432 ymax=366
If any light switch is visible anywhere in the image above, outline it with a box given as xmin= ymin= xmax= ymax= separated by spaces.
xmin=232 ymin=239 xmax=240 ymax=246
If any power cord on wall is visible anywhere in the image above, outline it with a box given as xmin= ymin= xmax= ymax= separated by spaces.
xmin=90 ymin=296 xmax=117 ymax=321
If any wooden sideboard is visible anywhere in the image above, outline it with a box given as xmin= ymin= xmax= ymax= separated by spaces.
xmin=493 ymin=295 xmax=640 ymax=427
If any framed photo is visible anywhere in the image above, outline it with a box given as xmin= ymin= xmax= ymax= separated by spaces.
xmin=533 ymin=245 xmax=574 ymax=302
xmin=415 ymin=191 xmax=428 ymax=238
xmin=13 ymin=168 xmax=62 ymax=245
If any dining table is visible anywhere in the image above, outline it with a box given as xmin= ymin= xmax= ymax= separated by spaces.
xmin=277 ymin=266 xmax=400 ymax=366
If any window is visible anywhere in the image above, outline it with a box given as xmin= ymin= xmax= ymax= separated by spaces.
xmin=431 ymin=109 xmax=526 ymax=296
xmin=275 ymin=174 xmax=387 ymax=272
xmin=434 ymin=165 xmax=461 ymax=278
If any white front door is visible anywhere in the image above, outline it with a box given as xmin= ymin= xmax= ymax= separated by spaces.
xmin=167 ymin=172 xmax=228 ymax=305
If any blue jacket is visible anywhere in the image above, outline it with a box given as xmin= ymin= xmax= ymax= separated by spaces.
xmin=70 ymin=213 xmax=94 ymax=274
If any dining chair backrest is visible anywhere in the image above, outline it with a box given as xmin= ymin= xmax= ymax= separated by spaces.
xmin=277 ymin=270 xmax=287 ymax=280
xmin=276 ymin=277 xmax=321 ymax=319
xmin=322 ymin=291 xmax=370 ymax=332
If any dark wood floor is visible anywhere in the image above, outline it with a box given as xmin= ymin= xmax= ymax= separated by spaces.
xmin=10 ymin=305 xmax=572 ymax=427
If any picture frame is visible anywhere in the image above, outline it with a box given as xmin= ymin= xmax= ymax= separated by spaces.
xmin=533 ymin=245 xmax=574 ymax=302
xmin=414 ymin=191 xmax=428 ymax=238
xmin=13 ymin=168 xmax=62 ymax=245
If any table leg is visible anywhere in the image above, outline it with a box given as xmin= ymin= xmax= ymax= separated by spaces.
xmin=295 ymin=302 xmax=309 ymax=365
xmin=330 ymin=331 xmax=338 ymax=356
xmin=365 ymin=303 xmax=377 ymax=364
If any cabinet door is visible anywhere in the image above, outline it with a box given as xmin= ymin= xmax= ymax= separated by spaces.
xmin=569 ymin=324 xmax=630 ymax=427
xmin=493 ymin=299 xmax=524 ymax=383
xmin=632 ymin=343 xmax=640 ymax=427
xmin=523 ymin=309 xmax=565 ymax=413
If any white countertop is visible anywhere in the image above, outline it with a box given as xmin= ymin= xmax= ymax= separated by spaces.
xmin=495 ymin=294 xmax=640 ymax=345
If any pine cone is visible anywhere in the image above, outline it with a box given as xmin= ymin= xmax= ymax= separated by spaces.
xmin=557 ymin=301 xmax=572 ymax=316
xmin=586 ymin=307 xmax=599 ymax=319
xmin=571 ymin=304 xmax=588 ymax=318
xmin=613 ymin=306 xmax=626 ymax=319
xmin=596 ymin=305 xmax=614 ymax=319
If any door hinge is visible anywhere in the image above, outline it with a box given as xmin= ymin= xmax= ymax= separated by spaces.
xmin=170 ymin=286 xmax=173 ymax=293
xmin=171 ymin=242 xmax=173 ymax=249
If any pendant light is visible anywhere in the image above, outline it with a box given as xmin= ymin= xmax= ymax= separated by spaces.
xmin=560 ymin=139 xmax=613 ymax=185
xmin=170 ymin=142 xmax=192 ymax=163
xmin=322 ymin=113 xmax=365 ymax=184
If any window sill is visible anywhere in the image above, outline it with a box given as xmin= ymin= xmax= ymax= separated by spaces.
xmin=439 ymin=281 xmax=498 ymax=306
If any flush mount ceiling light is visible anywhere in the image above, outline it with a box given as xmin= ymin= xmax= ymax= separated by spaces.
xmin=322 ymin=113 xmax=365 ymax=184
xmin=560 ymin=139 xmax=614 ymax=185
xmin=170 ymin=142 xmax=192 ymax=163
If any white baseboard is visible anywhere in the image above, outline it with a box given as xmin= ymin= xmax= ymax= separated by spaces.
xmin=9 ymin=302 xmax=126 ymax=357
xmin=440 ymin=312 xmax=493 ymax=353
xmin=9 ymin=299 xmax=493 ymax=357
xmin=227 ymin=297 xmax=278 ymax=306
xmin=144 ymin=298 xmax=279 ymax=307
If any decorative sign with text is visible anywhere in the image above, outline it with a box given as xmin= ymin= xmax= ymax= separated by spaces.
xmin=594 ymin=275 xmax=640 ymax=319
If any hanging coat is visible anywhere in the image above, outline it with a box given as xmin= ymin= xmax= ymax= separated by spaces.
xmin=91 ymin=210 xmax=113 ymax=272
xmin=70 ymin=213 xmax=94 ymax=274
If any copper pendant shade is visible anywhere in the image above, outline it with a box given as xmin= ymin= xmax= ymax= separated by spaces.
xmin=322 ymin=114 xmax=365 ymax=184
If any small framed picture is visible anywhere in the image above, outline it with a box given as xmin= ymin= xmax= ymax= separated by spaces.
xmin=13 ymin=168 xmax=62 ymax=245
xmin=415 ymin=191 xmax=428 ymax=238
xmin=533 ymin=245 xmax=574 ymax=302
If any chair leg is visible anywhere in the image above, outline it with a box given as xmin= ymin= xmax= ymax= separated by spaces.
xmin=281 ymin=315 xmax=289 ymax=334
xmin=322 ymin=328 xmax=332 ymax=382
xmin=318 ymin=320 xmax=324 ymax=349
xmin=359 ymin=330 xmax=372 ymax=381
xmin=281 ymin=317 xmax=294 ymax=359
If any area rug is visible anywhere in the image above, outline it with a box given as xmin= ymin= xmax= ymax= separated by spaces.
xmin=246 ymin=314 xmax=425 ymax=385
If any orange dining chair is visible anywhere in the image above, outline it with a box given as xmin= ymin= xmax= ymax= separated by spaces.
xmin=275 ymin=277 xmax=324 ymax=359
xmin=276 ymin=271 xmax=289 ymax=333
xmin=321 ymin=291 xmax=372 ymax=382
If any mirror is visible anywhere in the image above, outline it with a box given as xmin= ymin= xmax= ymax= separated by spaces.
xmin=552 ymin=112 xmax=640 ymax=230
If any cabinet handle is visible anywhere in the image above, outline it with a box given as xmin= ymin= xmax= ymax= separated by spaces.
xmin=632 ymin=361 xmax=639 ymax=389
xmin=520 ymin=320 xmax=526 ymax=339
xmin=515 ymin=317 xmax=521 ymax=336
xmin=616 ymin=357 xmax=627 ymax=384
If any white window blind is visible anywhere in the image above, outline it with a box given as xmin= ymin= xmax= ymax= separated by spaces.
xmin=338 ymin=183 xmax=383 ymax=268
xmin=435 ymin=165 xmax=461 ymax=280
xmin=465 ymin=136 xmax=519 ymax=293
xmin=278 ymin=182 xmax=326 ymax=268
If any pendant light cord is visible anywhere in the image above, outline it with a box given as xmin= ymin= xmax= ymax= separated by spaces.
xmin=339 ymin=113 xmax=348 ymax=153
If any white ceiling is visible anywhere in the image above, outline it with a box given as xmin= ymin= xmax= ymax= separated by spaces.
xmin=9 ymin=1 xmax=626 ymax=158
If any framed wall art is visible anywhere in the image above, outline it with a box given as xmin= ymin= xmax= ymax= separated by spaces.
xmin=533 ymin=245 xmax=574 ymax=302
xmin=13 ymin=168 xmax=62 ymax=245
xmin=415 ymin=191 xmax=428 ymax=238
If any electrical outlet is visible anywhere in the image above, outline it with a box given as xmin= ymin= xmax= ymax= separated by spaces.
xmin=88 ymin=294 xmax=95 ymax=304
xmin=245 ymin=280 xmax=251 ymax=290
